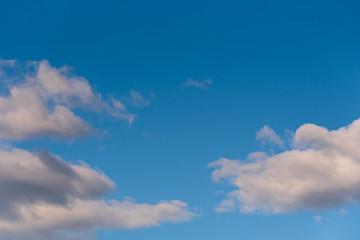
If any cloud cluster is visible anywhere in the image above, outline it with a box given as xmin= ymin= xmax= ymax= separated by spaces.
xmin=180 ymin=78 xmax=213 ymax=89
xmin=210 ymin=119 xmax=360 ymax=213
xmin=0 ymin=59 xmax=195 ymax=239
xmin=0 ymin=148 xmax=195 ymax=239
xmin=0 ymin=60 xmax=134 ymax=140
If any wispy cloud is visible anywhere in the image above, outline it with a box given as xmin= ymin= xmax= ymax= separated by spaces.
xmin=210 ymin=118 xmax=360 ymax=213
xmin=256 ymin=125 xmax=283 ymax=146
xmin=128 ymin=90 xmax=151 ymax=107
xmin=313 ymin=215 xmax=323 ymax=223
xmin=180 ymin=78 xmax=213 ymax=89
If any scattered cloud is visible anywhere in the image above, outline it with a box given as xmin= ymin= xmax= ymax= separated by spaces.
xmin=180 ymin=78 xmax=213 ymax=89
xmin=0 ymin=60 xmax=134 ymax=140
xmin=0 ymin=59 xmax=195 ymax=239
xmin=0 ymin=148 xmax=195 ymax=239
xmin=256 ymin=125 xmax=283 ymax=146
xmin=110 ymin=97 xmax=127 ymax=111
xmin=128 ymin=90 xmax=150 ymax=107
xmin=209 ymin=118 xmax=360 ymax=214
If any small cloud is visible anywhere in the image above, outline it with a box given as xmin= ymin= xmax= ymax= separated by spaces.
xmin=149 ymin=91 xmax=156 ymax=100
xmin=180 ymin=78 xmax=213 ymax=89
xmin=313 ymin=215 xmax=323 ymax=223
xmin=215 ymin=198 xmax=236 ymax=213
xmin=141 ymin=131 xmax=150 ymax=139
xmin=256 ymin=125 xmax=283 ymax=147
xmin=110 ymin=97 xmax=127 ymax=111
xmin=338 ymin=208 xmax=348 ymax=216
xmin=128 ymin=90 xmax=151 ymax=107
xmin=97 ymin=146 xmax=106 ymax=151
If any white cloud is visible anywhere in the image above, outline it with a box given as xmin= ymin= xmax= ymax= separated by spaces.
xmin=0 ymin=60 xmax=134 ymax=140
xmin=180 ymin=78 xmax=213 ymax=89
xmin=209 ymin=118 xmax=360 ymax=214
xmin=0 ymin=148 xmax=195 ymax=239
xmin=128 ymin=90 xmax=150 ymax=107
xmin=256 ymin=125 xmax=283 ymax=146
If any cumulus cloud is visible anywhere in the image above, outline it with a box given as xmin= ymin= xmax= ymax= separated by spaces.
xmin=0 ymin=59 xmax=194 ymax=239
xmin=209 ymin=118 xmax=360 ymax=214
xmin=180 ymin=78 xmax=213 ymax=89
xmin=256 ymin=125 xmax=283 ymax=146
xmin=0 ymin=148 xmax=195 ymax=239
xmin=0 ymin=60 xmax=134 ymax=140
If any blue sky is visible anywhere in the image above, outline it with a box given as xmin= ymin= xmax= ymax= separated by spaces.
xmin=0 ymin=0 xmax=360 ymax=239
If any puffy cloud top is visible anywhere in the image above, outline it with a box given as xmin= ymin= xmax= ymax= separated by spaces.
xmin=0 ymin=60 xmax=134 ymax=140
xmin=210 ymin=119 xmax=360 ymax=213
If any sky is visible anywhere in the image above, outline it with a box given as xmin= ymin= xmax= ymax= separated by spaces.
xmin=0 ymin=0 xmax=360 ymax=239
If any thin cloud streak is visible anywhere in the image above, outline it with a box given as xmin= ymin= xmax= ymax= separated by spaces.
xmin=128 ymin=90 xmax=151 ymax=107
xmin=180 ymin=78 xmax=213 ymax=89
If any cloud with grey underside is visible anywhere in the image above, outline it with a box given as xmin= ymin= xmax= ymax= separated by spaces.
xmin=0 ymin=59 xmax=196 ymax=240
xmin=0 ymin=149 xmax=195 ymax=240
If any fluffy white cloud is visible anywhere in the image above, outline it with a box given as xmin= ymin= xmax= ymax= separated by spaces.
xmin=0 ymin=148 xmax=195 ymax=239
xmin=0 ymin=60 xmax=134 ymax=140
xmin=180 ymin=78 xmax=213 ymax=89
xmin=256 ymin=125 xmax=283 ymax=146
xmin=210 ymin=118 xmax=360 ymax=214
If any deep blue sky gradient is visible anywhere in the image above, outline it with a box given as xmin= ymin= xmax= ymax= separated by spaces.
xmin=1 ymin=0 xmax=360 ymax=239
